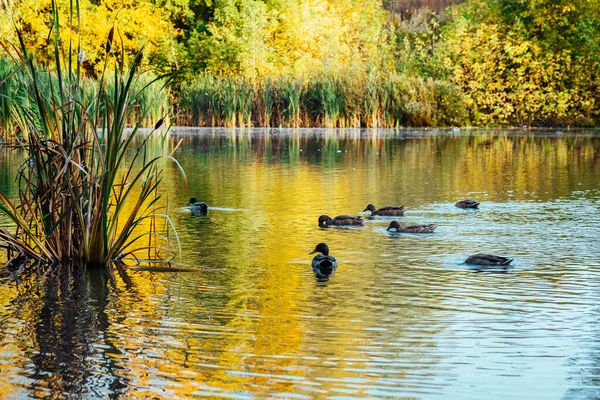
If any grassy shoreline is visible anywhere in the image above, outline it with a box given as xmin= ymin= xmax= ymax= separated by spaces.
xmin=2 ymin=62 xmax=597 ymax=142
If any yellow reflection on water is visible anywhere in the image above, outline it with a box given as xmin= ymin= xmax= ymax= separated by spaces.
xmin=0 ymin=130 xmax=599 ymax=398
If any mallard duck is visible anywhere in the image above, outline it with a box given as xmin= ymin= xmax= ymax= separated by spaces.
xmin=386 ymin=220 xmax=436 ymax=233
xmin=455 ymin=199 xmax=480 ymax=209
xmin=309 ymin=243 xmax=338 ymax=280
xmin=189 ymin=197 xmax=208 ymax=216
xmin=465 ymin=254 xmax=513 ymax=266
xmin=318 ymin=215 xmax=363 ymax=228
xmin=363 ymin=204 xmax=406 ymax=216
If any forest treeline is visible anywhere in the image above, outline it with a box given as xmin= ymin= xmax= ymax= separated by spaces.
xmin=1 ymin=0 xmax=600 ymax=130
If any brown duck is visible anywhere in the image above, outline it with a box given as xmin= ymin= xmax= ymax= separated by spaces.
xmin=318 ymin=215 xmax=364 ymax=228
xmin=386 ymin=221 xmax=436 ymax=233
xmin=363 ymin=204 xmax=406 ymax=216
xmin=455 ymin=199 xmax=480 ymax=209
xmin=465 ymin=254 xmax=513 ymax=266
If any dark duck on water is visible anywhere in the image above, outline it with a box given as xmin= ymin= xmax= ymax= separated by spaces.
xmin=189 ymin=198 xmax=208 ymax=216
xmin=386 ymin=221 xmax=436 ymax=233
xmin=465 ymin=254 xmax=513 ymax=266
xmin=309 ymin=243 xmax=338 ymax=281
xmin=363 ymin=204 xmax=406 ymax=216
xmin=455 ymin=199 xmax=480 ymax=209
xmin=318 ymin=215 xmax=363 ymax=228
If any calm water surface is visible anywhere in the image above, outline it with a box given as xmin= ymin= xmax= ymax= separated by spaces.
xmin=1 ymin=128 xmax=600 ymax=399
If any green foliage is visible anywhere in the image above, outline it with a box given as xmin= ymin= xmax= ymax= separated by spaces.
xmin=393 ymin=8 xmax=448 ymax=78
xmin=0 ymin=57 xmax=29 ymax=139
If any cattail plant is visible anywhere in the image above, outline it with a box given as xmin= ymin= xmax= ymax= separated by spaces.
xmin=0 ymin=1 xmax=182 ymax=272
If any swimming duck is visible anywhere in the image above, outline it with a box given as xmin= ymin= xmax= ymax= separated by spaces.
xmin=465 ymin=254 xmax=513 ymax=266
xmin=455 ymin=199 xmax=480 ymax=209
xmin=363 ymin=204 xmax=406 ymax=216
xmin=318 ymin=215 xmax=363 ymax=228
xmin=386 ymin=221 xmax=436 ymax=233
xmin=189 ymin=198 xmax=208 ymax=216
xmin=309 ymin=243 xmax=338 ymax=280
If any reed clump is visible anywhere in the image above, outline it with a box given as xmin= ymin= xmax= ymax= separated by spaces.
xmin=176 ymin=72 xmax=468 ymax=128
xmin=0 ymin=4 xmax=181 ymax=272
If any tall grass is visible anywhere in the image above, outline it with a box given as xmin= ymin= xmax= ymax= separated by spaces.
xmin=0 ymin=2 xmax=181 ymax=272
xmin=0 ymin=57 xmax=32 ymax=140
xmin=364 ymin=66 xmax=380 ymax=127
xmin=280 ymin=79 xmax=303 ymax=127
xmin=0 ymin=57 xmax=17 ymax=137
xmin=177 ymin=72 xmax=467 ymax=128
xmin=0 ymin=58 xmax=169 ymax=142
xmin=5 ymin=69 xmax=466 ymax=131
xmin=262 ymin=79 xmax=274 ymax=127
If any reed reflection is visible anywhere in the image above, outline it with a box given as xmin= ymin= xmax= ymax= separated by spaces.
xmin=0 ymin=265 xmax=129 ymax=398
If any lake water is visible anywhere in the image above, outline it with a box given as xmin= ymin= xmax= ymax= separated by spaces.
xmin=1 ymin=128 xmax=600 ymax=399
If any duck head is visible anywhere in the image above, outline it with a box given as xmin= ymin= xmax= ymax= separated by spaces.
xmin=189 ymin=197 xmax=199 ymax=204
xmin=363 ymin=204 xmax=376 ymax=213
xmin=318 ymin=215 xmax=333 ymax=227
xmin=386 ymin=221 xmax=401 ymax=231
xmin=309 ymin=242 xmax=330 ymax=256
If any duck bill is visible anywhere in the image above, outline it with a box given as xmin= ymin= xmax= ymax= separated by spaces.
xmin=362 ymin=207 xmax=369 ymax=212
xmin=309 ymin=249 xmax=317 ymax=255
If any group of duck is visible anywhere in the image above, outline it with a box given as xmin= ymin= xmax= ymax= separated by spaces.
xmin=189 ymin=197 xmax=513 ymax=281
xmin=309 ymin=199 xmax=513 ymax=280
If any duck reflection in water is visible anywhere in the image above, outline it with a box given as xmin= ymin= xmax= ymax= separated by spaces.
xmin=309 ymin=243 xmax=338 ymax=281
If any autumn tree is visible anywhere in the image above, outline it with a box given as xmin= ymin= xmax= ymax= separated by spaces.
xmin=0 ymin=0 xmax=176 ymax=75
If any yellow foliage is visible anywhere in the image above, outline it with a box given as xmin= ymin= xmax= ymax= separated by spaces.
xmin=443 ymin=11 xmax=599 ymax=125
xmin=199 ymin=0 xmax=395 ymax=80
xmin=0 ymin=0 xmax=176 ymax=75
